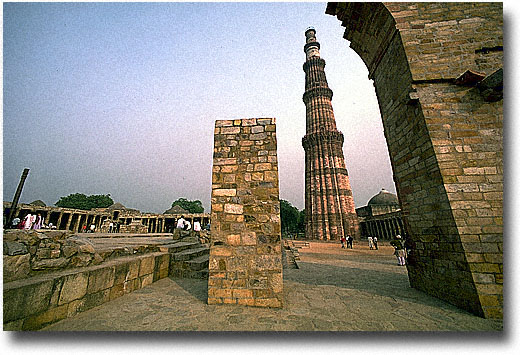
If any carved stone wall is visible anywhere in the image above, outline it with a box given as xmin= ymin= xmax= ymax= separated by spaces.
xmin=208 ymin=118 xmax=283 ymax=307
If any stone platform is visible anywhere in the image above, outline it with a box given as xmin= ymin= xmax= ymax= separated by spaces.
xmin=41 ymin=241 xmax=502 ymax=331
xmin=3 ymin=231 xmax=209 ymax=330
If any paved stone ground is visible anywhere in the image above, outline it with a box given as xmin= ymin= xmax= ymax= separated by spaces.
xmin=41 ymin=241 xmax=503 ymax=331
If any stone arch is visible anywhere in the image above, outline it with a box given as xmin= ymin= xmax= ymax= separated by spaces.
xmin=326 ymin=2 xmax=503 ymax=319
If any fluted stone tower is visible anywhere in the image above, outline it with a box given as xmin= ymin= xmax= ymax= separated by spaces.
xmin=302 ymin=28 xmax=359 ymax=240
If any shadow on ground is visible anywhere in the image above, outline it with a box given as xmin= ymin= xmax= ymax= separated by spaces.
xmin=169 ymin=277 xmax=208 ymax=303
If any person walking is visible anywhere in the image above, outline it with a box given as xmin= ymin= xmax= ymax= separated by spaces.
xmin=373 ymin=236 xmax=378 ymax=250
xmin=347 ymin=235 xmax=353 ymax=249
xmin=391 ymin=234 xmax=406 ymax=266
xmin=340 ymin=236 xmax=346 ymax=248
xmin=368 ymin=236 xmax=374 ymax=250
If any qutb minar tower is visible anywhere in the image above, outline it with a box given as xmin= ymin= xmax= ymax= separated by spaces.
xmin=302 ymin=27 xmax=360 ymax=240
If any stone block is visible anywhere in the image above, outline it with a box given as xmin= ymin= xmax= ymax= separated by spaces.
xmin=67 ymin=299 xmax=85 ymax=318
xmin=80 ymin=289 xmax=111 ymax=312
xmin=87 ymin=267 xmax=115 ymax=294
xmin=59 ymin=272 xmax=89 ymax=305
xmin=3 ymin=279 xmax=54 ymax=323
xmin=3 ymin=241 xmax=28 ymax=256
xmin=224 ymin=203 xmax=243 ymax=214
xmin=141 ymin=273 xmax=154 ymax=288
xmin=109 ymin=283 xmax=125 ymax=300
xmin=113 ymin=263 xmax=130 ymax=285
xmin=32 ymin=257 xmax=69 ymax=270
xmin=3 ymin=253 xmax=31 ymax=282
xmin=22 ymin=304 xmax=68 ymax=331
xmin=214 ymin=189 xmax=237 ymax=197
xmin=139 ymin=255 xmax=155 ymax=276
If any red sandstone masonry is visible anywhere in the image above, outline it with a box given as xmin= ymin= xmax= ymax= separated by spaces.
xmin=208 ymin=118 xmax=283 ymax=308
xmin=302 ymin=29 xmax=360 ymax=241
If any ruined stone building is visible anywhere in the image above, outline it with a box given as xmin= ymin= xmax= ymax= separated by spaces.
xmin=302 ymin=28 xmax=360 ymax=241
xmin=356 ymin=189 xmax=405 ymax=240
xmin=3 ymin=201 xmax=209 ymax=234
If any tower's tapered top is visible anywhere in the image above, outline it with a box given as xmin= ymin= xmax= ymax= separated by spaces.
xmin=304 ymin=27 xmax=321 ymax=60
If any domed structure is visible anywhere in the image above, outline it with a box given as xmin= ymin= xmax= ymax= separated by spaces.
xmin=29 ymin=199 xmax=46 ymax=207
xmin=107 ymin=202 xmax=126 ymax=210
xmin=368 ymin=189 xmax=399 ymax=206
xmin=164 ymin=205 xmax=188 ymax=215
xmin=355 ymin=188 xmax=404 ymax=241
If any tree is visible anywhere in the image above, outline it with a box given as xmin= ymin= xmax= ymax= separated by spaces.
xmin=280 ymin=199 xmax=300 ymax=235
xmin=55 ymin=193 xmax=113 ymax=210
xmin=297 ymin=209 xmax=306 ymax=234
xmin=171 ymin=198 xmax=204 ymax=213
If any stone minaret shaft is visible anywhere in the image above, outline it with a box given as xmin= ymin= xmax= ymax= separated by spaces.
xmin=302 ymin=28 xmax=359 ymax=240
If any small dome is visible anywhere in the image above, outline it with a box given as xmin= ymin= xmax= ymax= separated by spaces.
xmin=164 ymin=205 xmax=188 ymax=214
xmin=368 ymin=189 xmax=399 ymax=206
xmin=107 ymin=202 xmax=126 ymax=210
xmin=29 ymin=200 xmax=46 ymax=207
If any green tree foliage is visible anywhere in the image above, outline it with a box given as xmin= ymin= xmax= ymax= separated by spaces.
xmin=55 ymin=193 xmax=114 ymax=210
xmin=297 ymin=209 xmax=306 ymax=233
xmin=280 ymin=199 xmax=301 ymax=234
xmin=171 ymin=198 xmax=204 ymax=213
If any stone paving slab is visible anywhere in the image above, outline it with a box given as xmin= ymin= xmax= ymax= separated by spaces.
xmin=41 ymin=241 xmax=503 ymax=331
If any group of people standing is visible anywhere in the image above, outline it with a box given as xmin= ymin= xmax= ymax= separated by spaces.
xmin=368 ymin=236 xmax=378 ymax=250
xmin=340 ymin=233 xmax=409 ymax=266
xmin=340 ymin=235 xmax=353 ymax=249
xmin=176 ymin=216 xmax=202 ymax=232
xmin=11 ymin=213 xmax=45 ymax=230
xmin=107 ymin=221 xmax=120 ymax=233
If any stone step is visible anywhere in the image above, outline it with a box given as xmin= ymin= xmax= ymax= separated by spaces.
xmin=171 ymin=269 xmax=208 ymax=279
xmin=172 ymin=246 xmax=209 ymax=261
xmin=186 ymin=254 xmax=209 ymax=271
xmin=159 ymin=241 xmax=200 ymax=254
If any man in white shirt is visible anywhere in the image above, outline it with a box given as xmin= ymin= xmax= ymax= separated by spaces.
xmin=176 ymin=216 xmax=186 ymax=229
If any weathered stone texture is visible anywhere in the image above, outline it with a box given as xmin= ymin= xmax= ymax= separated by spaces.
xmin=326 ymin=2 xmax=502 ymax=318
xmin=3 ymin=252 xmax=170 ymax=330
xmin=208 ymin=118 xmax=283 ymax=308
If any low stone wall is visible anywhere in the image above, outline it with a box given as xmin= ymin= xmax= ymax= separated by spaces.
xmin=4 ymin=251 xmax=169 ymax=330
xmin=3 ymin=230 xmax=103 ymax=282
xmin=3 ymin=230 xmax=167 ymax=283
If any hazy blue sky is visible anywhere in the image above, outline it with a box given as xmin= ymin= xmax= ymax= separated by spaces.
xmin=3 ymin=2 xmax=396 ymax=213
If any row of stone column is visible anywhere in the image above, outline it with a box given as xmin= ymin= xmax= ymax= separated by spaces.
xmin=7 ymin=205 xmax=211 ymax=234
xmin=364 ymin=216 xmax=404 ymax=240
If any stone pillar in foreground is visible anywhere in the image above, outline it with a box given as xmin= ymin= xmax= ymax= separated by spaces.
xmin=208 ymin=118 xmax=283 ymax=308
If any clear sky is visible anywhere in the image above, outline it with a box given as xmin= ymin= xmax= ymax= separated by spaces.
xmin=3 ymin=1 xmax=397 ymax=213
